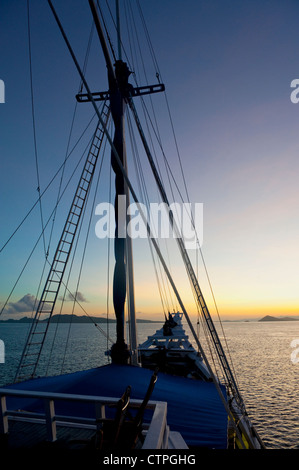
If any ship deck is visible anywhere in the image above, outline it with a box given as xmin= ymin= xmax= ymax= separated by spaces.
xmin=1 ymin=419 xmax=95 ymax=450
xmin=1 ymin=364 xmax=228 ymax=449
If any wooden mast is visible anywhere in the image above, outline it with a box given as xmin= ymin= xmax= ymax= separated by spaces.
xmin=116 ymin=0 xmax=138 ymax=365
xmin=89 ymin=0 xmax=138 ymax=364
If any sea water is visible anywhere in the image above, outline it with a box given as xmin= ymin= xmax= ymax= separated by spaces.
xmin=0 ymin=319 xmax=298 ymax=449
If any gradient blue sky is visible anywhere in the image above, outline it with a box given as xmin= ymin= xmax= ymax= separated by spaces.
xmin=0 ymin=0 xmax=299 ymax=321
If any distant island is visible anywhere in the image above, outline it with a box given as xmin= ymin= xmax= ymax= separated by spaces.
xmin=2 ymin=313 xmax=299 ymax=323
xmin=0 ymin=314 xmax=162 ymax=324
xmin=259 ymin=315 xmax=299 ymax=322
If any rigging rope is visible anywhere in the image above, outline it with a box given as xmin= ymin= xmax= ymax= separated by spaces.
xmin=127 ymin=112 xmax=166 ymax=312
xmin=47 ymin=18 xmax=95 ymax=267
xmin=121 ymin=2 xmax=181 ymax=315
xmin=0 ymin=21 xmax=99 ymax=329
xmin=126 ymin=0 xmax=239 ymax=386
xmin=124 ymin=1 xmax=241 ymax=391
xmin=47 ymin=1 xmax=245 ymax=423
xmin=106 ymin=139 xmax=113 ymax=359
xmin=127 ymin=110 xmax=176 ymax=316
xmin=44 ymin=260 xmax=113 ymax=376
xmin=27 ymin=0 xmax=47 ymax=257
xmin=59 ymin=185 xmax=91 ymax=374
xmin=0 ymin=112 xmax=97 ymax=256
xmin=79 ymin=21 xmax=95 ymax=93
xmin=0 ymin=124 xmax=96 ymax=318
xmin=61 ymin=114 xmax=111 ymax=373
xmin=136 ymin=95 xmax=231 ymax=376
xmin=98 ymin=0 xmax=117 ymax=63
xmin=46 ymin=22 xmax=101 ymax=374
xmin=47 ymin=101 xmax=79 ymax=261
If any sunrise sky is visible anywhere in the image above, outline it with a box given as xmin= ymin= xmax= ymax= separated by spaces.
xmin=0 ymin=0 xmax=299 ymax=323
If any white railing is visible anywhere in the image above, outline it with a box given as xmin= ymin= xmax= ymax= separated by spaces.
xmin=0 ymin=388 xmax=169 ymax=449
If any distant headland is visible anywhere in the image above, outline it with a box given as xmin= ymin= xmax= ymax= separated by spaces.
xmin=0 ymin=314 xmax=162 ymax=324
xmin=259 ymin=315 xmax=299 ymax=322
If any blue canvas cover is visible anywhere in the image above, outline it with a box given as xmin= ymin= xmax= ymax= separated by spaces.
xmin=5 ymin=364 xmax=228 ymax=448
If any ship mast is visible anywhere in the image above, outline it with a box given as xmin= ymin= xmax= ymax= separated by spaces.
xmin=115 ymin=0 xmax=139 ymax=365
xmin=88 ymin=0 xmax=137 ymax=364
xmin=74 ymin=1 xmax=163 ymax=363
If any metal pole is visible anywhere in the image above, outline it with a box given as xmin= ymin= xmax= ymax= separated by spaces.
xmin=116 ymin=0 xmax=122 ymax=61
xmin=115 ymin=1 xmax=138 ymax=364
xmin=88 ymin=0 xmax=115 ymax=82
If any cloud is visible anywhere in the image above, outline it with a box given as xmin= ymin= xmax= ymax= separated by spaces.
xmin=1 ymin=291 xmax=88 ymax=319
xmin=3 ymin=294 xmax=38 ymax=315
xmin=59 ymin=291 xmax=88 ymax=303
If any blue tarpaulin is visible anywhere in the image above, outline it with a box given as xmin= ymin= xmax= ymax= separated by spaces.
xmin=5 ymin=364 xmax=228 ymax=448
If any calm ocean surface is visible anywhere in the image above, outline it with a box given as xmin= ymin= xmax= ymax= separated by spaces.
xmin=0 ymin=319 xmax=299 ymax=449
